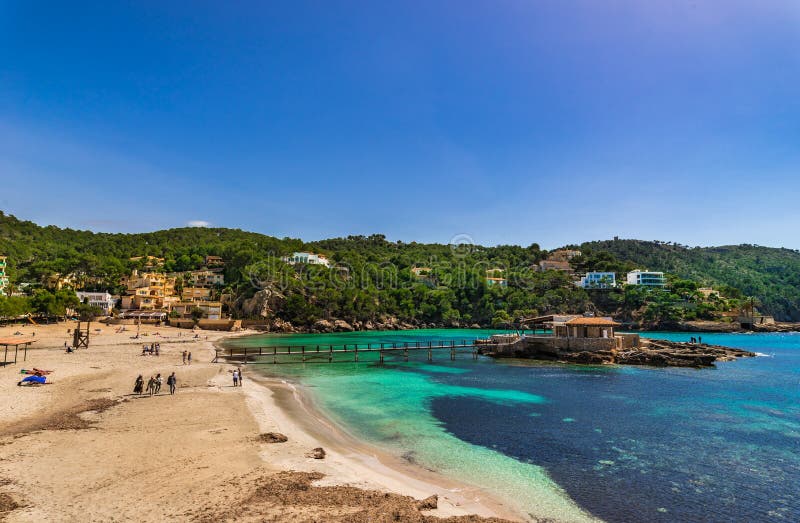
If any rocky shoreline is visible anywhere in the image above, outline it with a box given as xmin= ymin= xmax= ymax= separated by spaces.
xmin=478 ymin=337 xmax=757 ymax=368
xmin=240 ymin=317 xmax=800 ymax=335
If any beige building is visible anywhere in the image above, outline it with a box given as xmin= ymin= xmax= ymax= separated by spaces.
xmin=171 ymin=301 xmax=223 ymax=320
xmin=181 ymin=286 xmax=213 ymax=302
xmin=120 ymin=270 xmax=178 ymax=310
xmin=186 ymin=270 xmax=225 ymax=287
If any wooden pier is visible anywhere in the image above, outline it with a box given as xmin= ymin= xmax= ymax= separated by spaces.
xmin=220 ymin=339 xmax=482 ymax=364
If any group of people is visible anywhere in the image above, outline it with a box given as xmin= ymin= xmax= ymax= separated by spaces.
xmin=689 ymin=336 xmax=703 ymax=344
xmin=181 ymin=350 xmax=193 ymax=364
xmin=232 ymin=367 xmax=244 ymax=387
xmin=141 ymin=343 xmax=161 ymax=356
xmin=133 ymin=372 xmax=177 ymax=396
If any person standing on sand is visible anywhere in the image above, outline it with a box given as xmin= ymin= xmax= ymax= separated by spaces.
xmin=187 ymin=352 xmax=192 ymax=365
xmin=232 ymin=369 xmax=239 ymax=387
xmin=133 ymin=375 xmax=144 ymax=395
xmin=146 ymin=376 xmax=156 ymax=396
xmin=167 ymin=372 xmax=177 ymax=395
xmin=237 ymin=367 xmax=243 ymax=387
xmin=182 ymin=350 xmax=187 ymax=364
xmin=154 ymin=373 xmax=163 ymax=394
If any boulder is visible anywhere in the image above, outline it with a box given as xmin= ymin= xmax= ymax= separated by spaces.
xmin=259 ymin=432 xmax=288 ymax=443
xmin=333 ymin=320 xmax=354 ymax=332
xmin=313 ymin=319 xmax=334 ymax=333
xmin=415 ymin=494 xmax=438 ymax=510
xmin=306 ymin=447 xmax=326 ymax=459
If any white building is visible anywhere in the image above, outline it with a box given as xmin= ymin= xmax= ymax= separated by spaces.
xmin=282 ymin=252 xmax=331 ymax=268
xmin=76 ymin=291 xmax=117 ymax=314
xmin=626 ymin=270 xmax=666 ymax=287
xmin=579 ymin=272 xmax=616 ymax=289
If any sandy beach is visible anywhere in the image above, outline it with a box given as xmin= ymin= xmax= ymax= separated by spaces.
xmin=0 ymin=322 xmax=521 ymax=522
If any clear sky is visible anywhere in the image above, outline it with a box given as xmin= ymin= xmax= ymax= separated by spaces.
xmin=1 ymin=1 xmax=799 ymax=249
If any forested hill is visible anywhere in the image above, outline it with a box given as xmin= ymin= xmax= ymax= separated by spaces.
xmin=2 ymin=211 xmax=800 ymax=323
xmin=580 ymin=239 xmax=800 ymax=321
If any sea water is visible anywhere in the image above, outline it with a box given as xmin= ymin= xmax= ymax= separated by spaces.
xmin=225 ymin=330 xmax=800 ymax=522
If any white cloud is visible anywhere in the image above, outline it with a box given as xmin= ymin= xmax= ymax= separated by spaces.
xmin=187 ymin=220 xmax=211 ymax=227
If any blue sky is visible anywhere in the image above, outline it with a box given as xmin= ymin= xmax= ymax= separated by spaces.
xmin=1 ymin=1 xmax=799 ymax=248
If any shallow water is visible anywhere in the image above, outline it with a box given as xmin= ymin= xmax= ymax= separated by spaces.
xmin=226 ymin=330 xmax=800 ymax=522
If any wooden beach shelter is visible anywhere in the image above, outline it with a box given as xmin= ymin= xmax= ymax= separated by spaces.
xmin=0 ymin=337 xmax=35 ymax=366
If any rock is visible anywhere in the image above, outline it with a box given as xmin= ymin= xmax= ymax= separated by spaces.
xmin=271 ymin=319 xmax=295 ymax=333
xmin=333 ymin=319 xmax=354 ymax=332
xmin=470 ymin=323 xmax=481 ymax=329
xmin=306 ymin=447 xmax=326 ymax=459
xmin=238 ymin=288 xmax=285 ymax=318
xmin=415 ymin=494 xmax=438 ymax=510
xmin=313 ymin=319 xmax=334 ymax=333
xmin=259 ymin=432 xmax=288 ymax=443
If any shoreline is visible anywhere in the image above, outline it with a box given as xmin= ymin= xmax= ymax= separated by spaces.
xmin=241 ymin=371 xmax=525 ymax=521
xmin=219 ymin=334 xmax=600 ymax=523
xmin=0 ymin=322 xmax=521 ymax=522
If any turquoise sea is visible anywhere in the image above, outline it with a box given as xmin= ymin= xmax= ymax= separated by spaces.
xmin=224 ymin=330 xmax=800 ymax=522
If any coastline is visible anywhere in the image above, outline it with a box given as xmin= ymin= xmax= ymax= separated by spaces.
xmin=240 ymin=371 xmax=525 ymax=521
xmin=220 ymin=332 xmax=601 ymax=523
xmin=0 ymin=322 xmax=522 ymax=522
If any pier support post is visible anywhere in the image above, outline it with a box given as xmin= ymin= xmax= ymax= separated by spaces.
xmin=404 ymin=348 xmax=408 ymax=362
xmin=273 ymin=346 xmax=277 ymax=364
xmin=450 ymin=348 xmax=455 ymax=361
xmin=379 ymin=350 xmax=384 ymax=365
xmin=355 ymin=346 xmax=359 ymax=362
xmin=428 ymin=348 xmax=432 ymax=362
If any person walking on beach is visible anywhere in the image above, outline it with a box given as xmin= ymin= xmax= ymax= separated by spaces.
xmin=146 ymin=375 xmax=156 ymax=396
xmin=133 ymin=375 xmax=144 ymax=395
xmin=237 ymin=367 xmax=243 ymax=387
xmin=182 ymin=350 xmax=187 ymax=365
xmin=154 ymin=373 xmax=163 ymax=394
xmin=232 ymin=369 xmax=239 ymax=387
xmin=167 ymin=372 xmax=177 ymax=395
xmin=187 ymin=352 xmax=192 ymax=365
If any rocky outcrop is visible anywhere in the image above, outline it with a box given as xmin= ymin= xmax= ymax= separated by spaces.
xmin=238 ymin=288 xmax=285 ymax=318
xmin=480 ymin=337 xmax=756 ymax=368
xmin=333 ymin=319 xmax=354 ymax=332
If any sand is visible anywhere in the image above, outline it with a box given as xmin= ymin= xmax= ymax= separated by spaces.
xmin=0 ymin=322 xmax=523 ymax=522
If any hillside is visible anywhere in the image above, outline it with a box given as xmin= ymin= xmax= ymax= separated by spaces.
xmin=580 ymin=239 xmax=800 ymax=321
xmin=1 ymin=211 xmax=798 ymax=324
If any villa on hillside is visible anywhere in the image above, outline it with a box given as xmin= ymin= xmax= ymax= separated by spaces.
xmin=486 ymin=268 xmax=507 ymax=287
xmin=0 ymin=256 xmax=8 ymax=295
xmin=411 ymin=267 xmax=432 ymax=278
xmin=204 ymin=255 xmax=225 ymax=267
xmin=578 ymin=272 xmax=616 ymax=289
xmin=626 ymin=270 xmax=666 ymax=287
xmin=76 ymin=291 xmax=117 ymax=315
xmin=282 ymin=252 xmax=331 ymax=268
xmin=120 ymin=270 xmax=178 ymax=310
xmin=185 ymin=269 xmax=225 ymax=287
